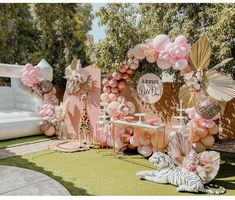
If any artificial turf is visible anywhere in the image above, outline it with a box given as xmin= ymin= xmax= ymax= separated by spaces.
xmin=0 ymin=135 xmax=54 ymax=149
xmin=0 ymin=149 xmax=234 ymax=196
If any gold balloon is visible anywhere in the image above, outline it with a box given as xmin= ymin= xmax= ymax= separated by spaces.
xmin=195 ymin=96 xmax=221 ymax=119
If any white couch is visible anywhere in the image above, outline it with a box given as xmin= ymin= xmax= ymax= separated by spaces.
xmin=0 ymin=59 xmax=53 ymax=140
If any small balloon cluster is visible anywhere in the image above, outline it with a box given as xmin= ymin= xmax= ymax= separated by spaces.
xmin=129 ymin=128 xmax=168 ymax=157
xmin=21 ymin=64 xmax=59 ymax=105
xmin=39 ymin=102 xmax=69 ymax=138
xmin=21 ymin=63 xmax=41 ymax=87
xmin=154 ymin=35 xmax=191 ymax=70
xmin=98 ymin=95 xmax=136 ymax=148
xmin=114 ymin=126 xmax=135 ymax=151
xmin=186 ymin=97 xmax=221 ymax=152
xmin=21 ymin=63 xmax=60 ymax=136
xmin=39 ymin=104 xmax=55 ymax=117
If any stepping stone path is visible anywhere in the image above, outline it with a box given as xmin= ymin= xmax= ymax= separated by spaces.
xmin=0 ymin=165 xmax=70 ymax=195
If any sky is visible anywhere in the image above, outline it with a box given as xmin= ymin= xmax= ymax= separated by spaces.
xmin=89 ymin=3 xmax=139 ymax=43
xmin=89 ymin=3 xmax=107 ymax=43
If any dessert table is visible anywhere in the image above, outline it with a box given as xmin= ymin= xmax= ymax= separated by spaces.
xmin=110 ymin=119 xmax=165 ymax=157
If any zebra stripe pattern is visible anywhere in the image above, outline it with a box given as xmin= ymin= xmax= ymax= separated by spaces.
xmin=136 ymin=152 xmax=226 ymax=195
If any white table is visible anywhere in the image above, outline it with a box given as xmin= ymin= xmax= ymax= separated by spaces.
xmin=110 ymin=119 xmax=165 ymax=157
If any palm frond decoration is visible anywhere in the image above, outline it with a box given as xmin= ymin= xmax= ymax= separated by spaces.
xmin=70 ymin=56 xmax=78 ymax=71
xmin=189 ymin=36 xmax=211 ymax=71
xmin=210 ymin=58 xmax=233 ymax=71
xmin=179 ymin=36 xmax=235 ymax=108
xmin=205 ymin=69 xmax=235 ymax=102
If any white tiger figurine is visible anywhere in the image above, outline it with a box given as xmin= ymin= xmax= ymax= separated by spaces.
xmin=136 ymin=152 xmax=226 ymax=194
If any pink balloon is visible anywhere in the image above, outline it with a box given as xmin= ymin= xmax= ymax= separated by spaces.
xmin=46 ymin=109 xmax=54 ymax=116
xmin=175 ymin=47 xmax=187 ymax=58
xmin=165 ymin=42 xmax=174 ymax=51
xmin=174 ymin=58 xmax=188 ymax=70
xmin=153 ymin=34 xmax=171 ymax=52
xmin=100 ymin=93 xmax=109 ymax=101
xmin=102 ymin=78 xmax=110 ymax=86
xmin=126 ymin=69 xmax=133 ymax=75
xmin=106 ymin=73 xmax=113 ymax=79
xmin=137 ymin=145 xmax=143 ymax=154
xmin=201 ymin=135 xmax=214 ymax=147
xmin=116 ymin=92 xmax=121 ymax=97
xmin=139 ymin=136 xmax=151 ymax=146
xmin=138 ymin=145 xmax=153 ymax=157
xmin=174 ymin=35 xmax=188 ymax=46
xmin=196 ymin=127 xmax=208 ymax=139
xmin=122 ymin=73 xmax=129 ymax=80
xmin=111 ymin=87 xmax=119 ymax=94
xmin=25 ymin=63 xmax=33 ymax=70
xmin=118 ymin=81 xmax=126 ymax=91
xmin=103 ymin=86 xmax=111 ymax=94
xmin=146 ymin=55 xmax=157 ymax=63
xmin=109 ymin=79 xmax=118 ymax=88
xmin=34 ymin=65 xmax=40 ymax=72
xmin=39 ymin=110 xmax=46 ymax=117
xmin=208 ymin=124 xmax=219 ymax=135
xmin=112 ymin=72 xmax=122 ymax=80
xmin=119 ymin=65 xmax=127 ymax=73
xmin=199 ymin=119 xmax=215 ymax=128
xmin=44 ymin=126 xmax=56 ymax=136
xmin=133 ymin=44 xmax=146 ymax=60
xmin=107 ymin=101 xmax=120 ymax=117
xmin=157 ymin=59 xmax=171 ymax=69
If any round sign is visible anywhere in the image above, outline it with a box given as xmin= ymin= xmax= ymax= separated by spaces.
xmin=137 ymin=73 xmax=163 ymax=103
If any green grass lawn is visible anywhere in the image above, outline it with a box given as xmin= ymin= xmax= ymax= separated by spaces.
xmin=0 ymin=135 xmax=54 ymax=149
xmin=0 ymin=149 xmax=234 ymax=196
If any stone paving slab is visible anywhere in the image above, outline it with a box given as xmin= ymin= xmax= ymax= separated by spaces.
xmin=0 ymin=165 xmax=70 ymax=196
xmin=0 ymin=140 xmax=58 ymax=159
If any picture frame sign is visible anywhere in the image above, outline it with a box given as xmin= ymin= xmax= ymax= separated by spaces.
xmin=137 ymin=73 xmax=163 ymax=104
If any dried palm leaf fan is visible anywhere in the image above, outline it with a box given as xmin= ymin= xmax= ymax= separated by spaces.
xmin=179 ymin=36 xmax=235 ymax=109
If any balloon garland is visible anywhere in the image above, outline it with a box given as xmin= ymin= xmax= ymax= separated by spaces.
xmin=99 ymin=34 xmax=191 ymax=156
xmin=100 ymin=34 xmax=192 ymax=108
xmin=100 ymin=34 xmax=235 ymax=156
xmin=20 ymin=63 xmax=61 ymax=137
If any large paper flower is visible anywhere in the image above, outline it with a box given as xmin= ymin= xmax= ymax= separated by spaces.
xmin=65 ymin=58 xmax=92 ymax=94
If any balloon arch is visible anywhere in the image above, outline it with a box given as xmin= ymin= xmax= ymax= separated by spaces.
xmin=98 ymin=34 xmax=234 ymax=156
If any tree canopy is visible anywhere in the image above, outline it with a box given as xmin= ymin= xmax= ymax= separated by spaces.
xmin=0 ymin=3 xmax=94 ymax=86
xmin=0 ymin=3 xmax=234 ymax=86
xmin=92 ymin=3 xmax=235 ymax=81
